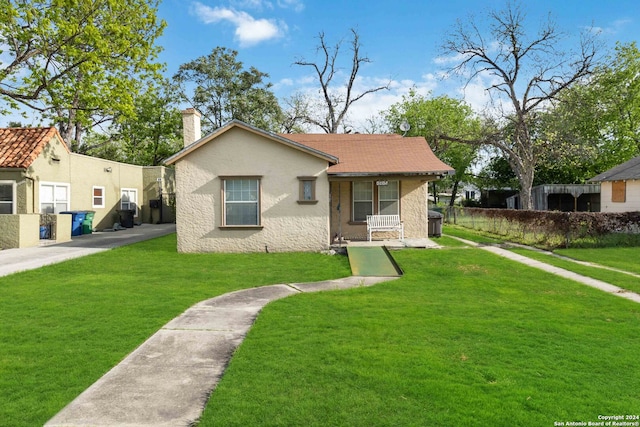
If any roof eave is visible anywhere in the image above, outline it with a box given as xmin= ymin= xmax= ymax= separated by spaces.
xmin=328 ymin=170 xmax=454 ymax=178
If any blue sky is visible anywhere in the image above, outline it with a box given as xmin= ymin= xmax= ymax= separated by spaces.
xmin=3 ymin=0 xmax=639 ymax=130
xmin=156 ymin=0 xmax=639 ymax=131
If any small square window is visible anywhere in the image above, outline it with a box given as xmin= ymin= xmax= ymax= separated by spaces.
xmin=92 ymin=186 xmax=105 ymax=208
xmin=298 ymin=177 xmax=318 ymax=204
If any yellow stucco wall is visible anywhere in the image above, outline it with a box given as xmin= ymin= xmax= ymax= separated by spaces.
xmin=69 ymin=153 xmax=143 ymax=229
xmin=0 ymin=214 xmax=40 ymax=249
xmin=0 ymin=133 xmax=175 ymax=233
xmin=174 ymin=127 xmax=331 ymax=253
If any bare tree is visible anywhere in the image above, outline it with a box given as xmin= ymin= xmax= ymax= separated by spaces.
xmin=294 ymin=29 xmax=390 ymax=133
xmin=441 ymin=2 xmax=599 ymax=209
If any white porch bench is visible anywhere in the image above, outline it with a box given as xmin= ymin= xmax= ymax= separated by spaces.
xmin=366 ymin=214 xmax=404 ymax=241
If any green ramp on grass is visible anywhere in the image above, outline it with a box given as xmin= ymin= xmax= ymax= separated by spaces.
xmin=346 ymin=246 xmax=403 ymax=277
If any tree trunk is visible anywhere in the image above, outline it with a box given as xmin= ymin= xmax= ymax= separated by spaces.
xmin=449 ymin=180 xmax=460 ymax=207
xmin=518 ymin=168 xmax=535 ymax=210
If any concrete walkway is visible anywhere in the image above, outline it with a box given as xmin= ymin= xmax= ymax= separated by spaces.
xmin=45 ymin=276 xmax=398 ymax=427
xmin=449 ymin=236 xmax=640 ymax=304
xmin=0 ymin=223 xmax=176 ymax=278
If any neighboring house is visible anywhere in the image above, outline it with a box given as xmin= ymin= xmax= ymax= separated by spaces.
xmin=0 ymin=127 xmax=175 ymax=245
xmin=590 ymin=156 xmax=640 ymax=212
xmin=506 ymin=184 xmax=601 ymax=211
xmin=164 ymin=109 xmax=454 ymax=253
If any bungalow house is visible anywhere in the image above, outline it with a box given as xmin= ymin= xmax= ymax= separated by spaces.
xmin=164 ymin=109 xmax=453 ymax=253
xmin=0 ymin=127 xmax=175 ymax=248
xmin=590 ymin=156 xmax=640 ymax=212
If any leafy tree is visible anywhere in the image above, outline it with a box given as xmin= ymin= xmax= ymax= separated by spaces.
xmin=173 ymin=47 xmax=283 ymax=133
xmin=0 ymin=0 xmax=166 ymax=149
xmin=475 ymin=154 xmax=519 ymax=191
xmin=280 ymin=92 xmax=313 ymax=133
xmin=293 ymin=29 xmax=389 ymax=133
xmin=384 ymin=90 xmax=482 ymax=206
xmin=441 ymin=2 xmax=599 ymax=209
xmin=82 ymin=80 xmax=182 ymax=165
xmin=536 ymin=42 xmax=640 ymax=183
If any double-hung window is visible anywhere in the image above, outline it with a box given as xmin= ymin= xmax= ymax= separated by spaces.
xmin=352 ymin=181 xmax=373 ymax=222
xmin=0 ymin=181 xmax=16 ymax=214
xmin=40 ymin=182 xmax=70 ymax=213
xmin=352 ymin=180 xmax=400 ymax=221
xmin=222 ymin=177 xmax=261 ymax=226
xmin=378 ymin=181 xmax=399 ymax=215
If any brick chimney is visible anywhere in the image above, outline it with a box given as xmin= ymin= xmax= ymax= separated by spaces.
xmin=181 ymin=108 xmax=201 ymax=147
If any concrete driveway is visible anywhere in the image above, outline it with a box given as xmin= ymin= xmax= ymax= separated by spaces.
xmin=0 ymin=223 xmax=176 ymax=278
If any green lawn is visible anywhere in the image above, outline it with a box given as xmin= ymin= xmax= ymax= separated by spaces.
xmin=508 ymin=247 xmax=640 ymax=295
xmin=0 ymin=234 xmax=352 ymax=427
xmin=199 ymin=247 xmax=640 ymax=426
xmin=441 ymin=224 xmax=505 ymax=245
xmin=2 ymin=233 xmax=639 ymax=427
xmin=555 ymin=247 xmax=640 ymax=275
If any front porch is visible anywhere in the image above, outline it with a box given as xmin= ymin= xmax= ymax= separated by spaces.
xmin=331 ymin=237 xmax=441 ymax=251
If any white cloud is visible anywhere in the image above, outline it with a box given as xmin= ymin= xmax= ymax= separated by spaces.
xmin=192 ymin=2 xmax=286 ymax=46
xmin=232 ymin=0 xmax=273 ymax=10
xmin=277 ymin=0 xmax=304 ymax=12
xmin=433 ymin=52 xmax=468 ymax=66
xmin=585 ymin=18 xmax=632 ymax=36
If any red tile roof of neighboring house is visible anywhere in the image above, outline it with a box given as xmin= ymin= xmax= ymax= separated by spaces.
xmin=280 ymin=133 xmax=454 ymax=176
xmin=0 ymin=127 xmax=65 ymax=169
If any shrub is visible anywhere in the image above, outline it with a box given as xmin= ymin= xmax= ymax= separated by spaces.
xmin=446 ymin=208 xmax=640 ymax=248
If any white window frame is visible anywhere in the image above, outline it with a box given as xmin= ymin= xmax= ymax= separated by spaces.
xmin=378 ymin=180 xmax=399 ymax=215
xmin=0 ymin=180 xmax=17 ymax=214
xmin=92 ymin=186 xmax=105 ymax=208
xmin=39 ymin=181 xmax=70 ymax=214
xmin=352 ymin=181 xmax=373 ymax=222
xmin=120 ymin=188 xmax=138 ymax=217
xmin=221 ymin=177 xmax=261 ymax=227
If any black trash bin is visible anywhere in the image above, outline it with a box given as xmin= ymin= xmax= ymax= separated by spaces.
xmin=428 ymin=210 xmax=443 ymax=237
xmin=117 ymin=209 xmax=135 ymax=228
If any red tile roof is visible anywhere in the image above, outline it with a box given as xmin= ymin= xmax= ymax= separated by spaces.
xmin=280 ymin=133 xmax=454 ymax=176
xmin=0 ymin=127 xmax=65 ymax=168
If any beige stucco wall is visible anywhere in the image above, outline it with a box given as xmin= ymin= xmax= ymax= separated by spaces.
xmin=0 ymin=214 xmax=40 ymax=249
xmin=599 ymin=180 xmax=640 ymax=212
xmin=329 ymin=177 xmax=432 ymax=240
xmin=174 ymin=127 xmax=331 ymax=253
xmin=401 ymin=179 xmax=429 ymax=238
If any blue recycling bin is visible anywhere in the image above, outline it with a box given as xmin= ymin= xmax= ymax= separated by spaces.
xmin=61 ymin=211 xmax=87 ymax=236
